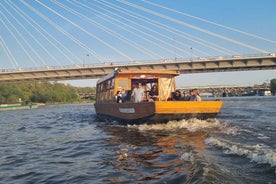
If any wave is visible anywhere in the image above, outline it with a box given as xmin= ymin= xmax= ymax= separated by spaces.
xmin=128 ymin=118 xmax=238 ymax=135
xmin=206 ymin=137 xmax=276 ymax=169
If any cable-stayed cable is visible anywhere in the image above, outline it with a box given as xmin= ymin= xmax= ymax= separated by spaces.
xmin=118 ymin=0 xmax=268 ymax=53
xmin=76 ymin=0 xmax=185 ymax=59
xmin=98 ymin=0 xmax=236 ymax=56
xmin=7 ymin=1 xmax=79 ymax=66
xmin=0 ymin=35 xmax=19 ymax=69
xmin=2 ymin=1 xmax=62 ymax=67
xmin=142 ymin=0 xmax=276 ymax=44
xmin=90 ymin=1 xmax=207 ymax=57
xmin=19 ymin=0 xmax=105 ymax=64
xmin=0 ymin=4 xmax=39 ymax=68
xmin=57 ymin=0 xmax=163 ymax=60
xmin=33 ymin=0 xmax=135 ymax=62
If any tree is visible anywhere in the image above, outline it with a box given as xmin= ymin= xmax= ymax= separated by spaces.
xmin=6 ymin=94 xmax=19 ymax=103
xmin=0 ymin=82 xmax=94 ymax=104
xmin=271 ymin=79 xmax=276 ymax=95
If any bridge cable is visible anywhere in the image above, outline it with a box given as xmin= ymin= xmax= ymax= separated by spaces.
xmin=1 ymin=1 xmax=49 ymax=68
xmin=0 ymin=3 xmax=39 ymax=68
xmin=99 ymin=0 xmax=236 ymax=56
xmin=95 ymin=0 xmax=197 ymax=57
xmin=3 ymin=1 xmax=62 ymax=68
xmin=118 ymin=0 xmax=269 ymax=54
xmin=91 ymin=1 xmax=209 ymax=57
xmin=78 ymin=0 xmax=186 ymax=59
xmin=70 ymin=0 xmax=169 ymax=60
xmin=86 ymin=0 xmax=204 ymax=58
xmin=57 ymin=0 xmax=163 ymax=61
xmin=90 ymin=0 xmax=192 ymax=58
xmin=33 ymin=0 xmax=135 ymax=62
xmin=0 ymin=35 xmax=19 ymax=70
xmin=142 ymin=0 xmax=276 ymax=45
xmin=69 ymin=0 xmax=178 ymax=60
xmin=1 ymin=1 xmax=47 ymax=66
xmin=100 ymin=0 xmax=236 ymax=56
xmin=6 ymin=1 xmax=80 ymax=67
xmin=19 ymin=0 xmax=105 ymax=64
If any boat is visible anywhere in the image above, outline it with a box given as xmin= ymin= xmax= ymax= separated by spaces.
xmin=0 ymin=102 xmax=38 ymax=111
xmin=94 ymin=69 xmax=223 ymax=124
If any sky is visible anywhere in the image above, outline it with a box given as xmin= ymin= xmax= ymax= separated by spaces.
xmin=0 ymin=0 xmax=275 ymax=87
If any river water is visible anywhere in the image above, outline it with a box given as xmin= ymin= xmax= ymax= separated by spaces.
xmin=0 ymin=97 xmax=275 ymax=184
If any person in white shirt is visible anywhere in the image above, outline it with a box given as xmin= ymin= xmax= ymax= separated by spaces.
xmin=131 ymin=83 xmax=145 ymax=102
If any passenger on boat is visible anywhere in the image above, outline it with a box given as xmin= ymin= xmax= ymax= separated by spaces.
xmin=189 ymin=89 xmax=202 ymax=101
xmin=182 ymin=91 xmax=190 ymax=101
xmin=131 ymin=83 xmax=145 ymax=102
xmin=167 ymin=92 xmax=175 ymax=101
xmin=149 ymin=85 xmax=159 ymax=101
xmin=172 ymin=90 xmax=182 ymax=101
xmin=125 ymin=90 xmax=132 ymax=102
xmin=121 ymin=89 xmax=127 ymax=102
xmin=142 ymin=82 xmax=150 ymax=101
xmin=115 ymin=91 xmax=123 ymax=103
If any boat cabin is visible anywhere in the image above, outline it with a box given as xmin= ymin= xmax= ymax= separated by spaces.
xmin=95 ymin=69 xmax=180 ymax=103
xmin=95 ymin=69 xmax=223 ymax=124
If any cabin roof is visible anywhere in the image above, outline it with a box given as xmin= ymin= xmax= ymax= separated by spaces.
xmin=117 ymin=70 xmax=179 ymax=75
xmin=97 ymin=69 xmax=179 ymax=84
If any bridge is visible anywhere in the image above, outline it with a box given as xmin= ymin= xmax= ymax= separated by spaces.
xmin=0 ymin=54 xmax=276 ymax=83
xmin=1 ymin=1 xmax=275 ymax=83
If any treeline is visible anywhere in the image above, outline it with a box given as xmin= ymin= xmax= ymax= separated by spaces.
xmin=0 ymin=82 xmax=96 ymax=104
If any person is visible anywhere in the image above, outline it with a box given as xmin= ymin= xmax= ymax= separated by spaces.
xmin=131 ymin=83 xmax=145 ymax=102
xmin=167 ymin=92 xmax=174 ymax=101
xmin=149 ymin=85 xmax=159 ymax=101
xmin=125 ymin=90 xmax=132 ymax=102
xmin=182 ymin=90 xmax=190 ymax=101
xmin=121 ymin=89 xmax=127 ymax=102
xmin=115 ymin=90 xmax=123 ymax=103
xmin=173 ymin=90 xmax=182 ymax=101
xmin=142 ymin=83 xmax=150 ymax=101
xmin=189 ymin=89 xmax=202 ymax=101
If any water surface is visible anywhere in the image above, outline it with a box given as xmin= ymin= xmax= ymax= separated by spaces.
xmin=0 ymin=97 xmax=275 ymax=183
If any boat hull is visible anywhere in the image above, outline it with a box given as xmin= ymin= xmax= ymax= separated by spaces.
xmin=0 ymin=104 xmax=38 ymax=111
xmin=94 ymin=101 xmax=223 ymax=124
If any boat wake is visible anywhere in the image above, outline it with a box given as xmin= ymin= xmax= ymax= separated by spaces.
xmin=206 ymin=137 xmax=276 ymax=172
xmin=128 ymin=118 xmax=238 ymax=135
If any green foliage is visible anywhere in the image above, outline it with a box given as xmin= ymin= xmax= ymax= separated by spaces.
xmin=270 ymin=79 xmax=276 ymax=95
xmin=0 ymin=82 xmax=96 ymax=104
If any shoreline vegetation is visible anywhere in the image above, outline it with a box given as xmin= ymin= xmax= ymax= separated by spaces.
xmin=0 ymin=82 xmax=96 ymax=105
xmin=0 ymin=79 xmax=275 ymax=107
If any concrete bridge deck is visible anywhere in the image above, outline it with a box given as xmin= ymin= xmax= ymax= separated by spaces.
xmin=0 ymin=55 xmax=275 ymax=83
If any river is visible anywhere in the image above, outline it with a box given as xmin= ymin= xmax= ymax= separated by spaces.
xmin=0 ymin=96 xmax=275 ymax=184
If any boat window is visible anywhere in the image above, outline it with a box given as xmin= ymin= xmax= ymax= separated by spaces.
xmin=102 ymin=82 xmax=108 ymax=91
xmin=117 ymin=79 xmax=129 ymax=90
xmin=106 ymin=79 xmax=114 ymax=89
xmin=96 ymin=78 xmax=115 ymax=102
xmin=110 ymin=78 xmax=114 ymax=89
xmin=107 ymin=80 xmax=111 ymax=89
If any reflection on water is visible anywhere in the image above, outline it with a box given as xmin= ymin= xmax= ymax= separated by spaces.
xmin=99 ymin=119 xmax=222 ymax=183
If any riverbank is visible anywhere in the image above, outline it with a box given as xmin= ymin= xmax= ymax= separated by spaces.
xmin=0 ymin=103 xmax=45 ymax=111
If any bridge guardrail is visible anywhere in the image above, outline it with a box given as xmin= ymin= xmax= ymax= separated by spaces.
xmin=1 ymin=52 xmax=275 ymax=73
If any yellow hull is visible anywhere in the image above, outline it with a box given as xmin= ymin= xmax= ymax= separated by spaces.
xmin=155 ymin=101 xmax=223 ymax=114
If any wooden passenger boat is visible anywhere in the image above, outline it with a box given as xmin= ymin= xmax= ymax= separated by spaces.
xmin=94 ymin=69 xmax=223 ymax=124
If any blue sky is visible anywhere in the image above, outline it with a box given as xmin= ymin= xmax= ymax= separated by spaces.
xmin=0 ymin=0 xmax=275 ymax=87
